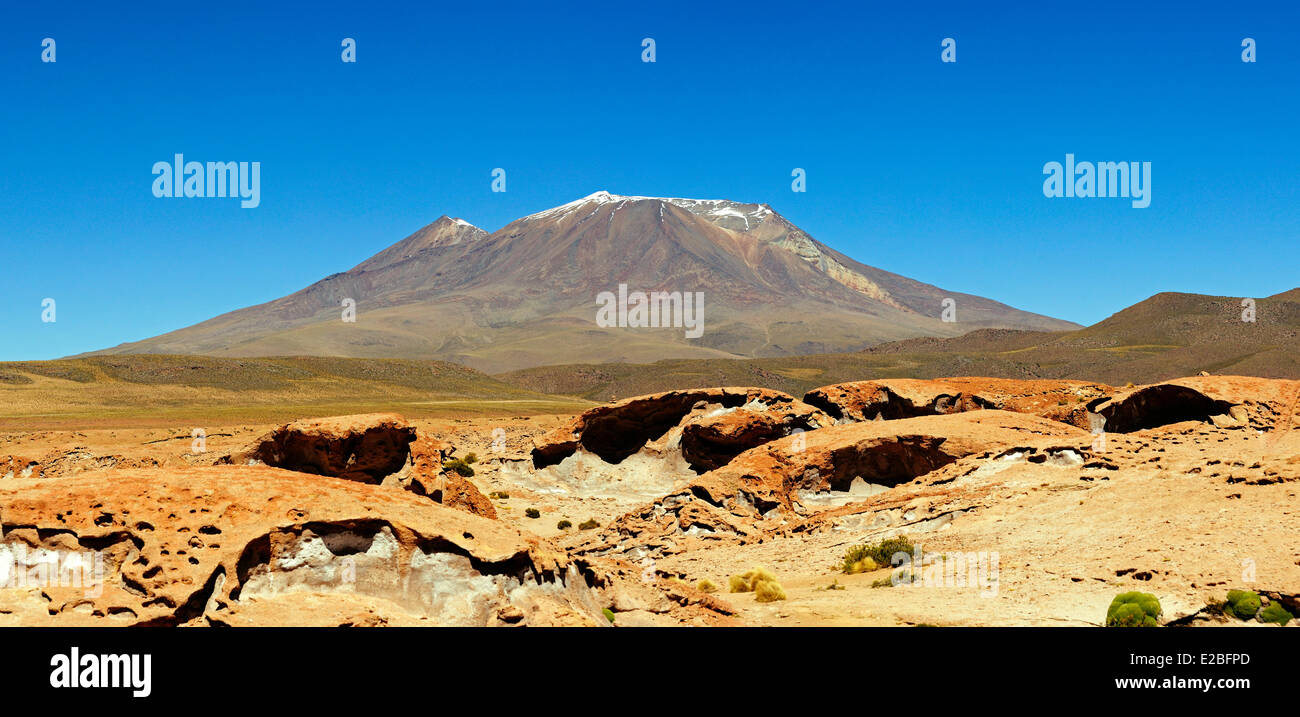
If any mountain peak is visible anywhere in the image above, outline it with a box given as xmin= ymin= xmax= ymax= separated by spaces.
xmin=432 ymin=214 xmax=479 ymax=229
xmin=353 ymin=215 xmax=486 ymax=272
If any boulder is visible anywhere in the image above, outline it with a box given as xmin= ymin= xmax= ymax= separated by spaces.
xmin=234 ymin=413 xmax=416 ymax=483
xmin=402 ymin=438 xmax=497 ymax=520
xmin=227 ymin=413 xmax=496 ymax=519
xmin=531 ymin=387 xmax=829 ymax=472
xmin=690 ymin=410 xmax=1087 ymax=514
xmin=1092 ymin=376 xmax=1297 ymax=433
xmin=0 ymin=466 xmax=597 ymax=626
xmin=804 ymin=378 xmax=1112 ymax=429
xmin=578 ymin=410 xmax=1086 ymax=559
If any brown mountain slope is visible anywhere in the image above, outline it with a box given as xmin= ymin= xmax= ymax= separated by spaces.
xmin=88 ymin=192 xmax=1076 ymax=372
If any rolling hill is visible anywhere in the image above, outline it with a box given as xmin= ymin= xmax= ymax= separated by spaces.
xmin=497 ymin=289 xmax=1300 ymax=399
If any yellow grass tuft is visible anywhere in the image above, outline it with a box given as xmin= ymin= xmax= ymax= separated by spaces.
xmin=755 ymin=579 xmax=787 ymax=603
xmin=728 ymin=566 xmax=785 ymax=601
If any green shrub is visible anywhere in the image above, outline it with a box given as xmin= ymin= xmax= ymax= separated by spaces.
xmin=1226 ymin=590 xmax=1261 ymax=620
xmin=1259 ymin=602 xmax=1292 ymax=626
xmin=442 ymin=458 xmax=474 ymax=477
xmin=1106 ymin=592 xmax=1162 ymax=627
xmin=489 ymin=491 xmax=509 ymax=500
xmin=602 ymin=608 xmax=615 ymax=623
xmin=463 ymin=452 xmax=478 ymax=464
xmin=840 ymin=535 xmax=915 ymax=574
xmin=728 ymin=574 xmax=750 ymax=593
xmin=578 ymin=519 xmax=599 ymax=530
xmin=556 ymin=519 xmax=572 ymax=530
xmin=525 ymin=508 xmax=540 ymax=519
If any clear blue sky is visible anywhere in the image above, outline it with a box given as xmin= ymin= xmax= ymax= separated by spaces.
xmin=3 ymin=0 xmax=1298 ymax=361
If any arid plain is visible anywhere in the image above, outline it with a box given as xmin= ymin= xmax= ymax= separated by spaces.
xmin=1 ymin=353 xmax=1296 ymax=628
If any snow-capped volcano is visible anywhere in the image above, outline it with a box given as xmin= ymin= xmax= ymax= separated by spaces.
xmin=90 ymin=192 xmax=1077 ymax=372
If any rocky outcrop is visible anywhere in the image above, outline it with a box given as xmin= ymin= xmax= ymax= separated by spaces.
xmin=228 ymin=413 xmax=495 ymax=519
xmin=0 ymin=467 xmax=600 ymax=626
xmin=235 ymin=413 xmax=417 ymax=483
xmin=691 ymin=410 xmax=1085 ymax=513
xmin=577 ymin=410 xmax=1086 ymax=559
xmin=531 ymin=387 xmax=830 ymax=472
xmin=805 ymin=378 xmax=1112 ymax=429
xmin=402 ymin=438 xmax=497 ymax=520
xmin=680 ymin=409 xmax=796 ymax=472
xmin=1092 ymin=376 xmax=1296 ymax=433
xmin=0 ymin=455 xmax=43 ymax=480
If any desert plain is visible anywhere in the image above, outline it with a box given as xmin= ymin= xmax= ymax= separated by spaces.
xmin=0 ymin=356 xmax=1295 ymax=628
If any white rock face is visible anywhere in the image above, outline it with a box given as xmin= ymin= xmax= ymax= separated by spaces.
xmin=236 ymin=525 xmax=600 ymax=626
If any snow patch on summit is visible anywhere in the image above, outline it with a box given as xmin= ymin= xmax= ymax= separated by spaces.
xmin=521 ymin=191 xmax=774 ymax=231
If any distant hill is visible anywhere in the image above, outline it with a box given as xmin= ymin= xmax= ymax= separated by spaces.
xmin=497 ymin=289 xmax=1300 ymax=400
xmin=10 ymin=289 xmax=1296 ymax=424
xmin=86 ymin=192 xmax=1076 ymax=372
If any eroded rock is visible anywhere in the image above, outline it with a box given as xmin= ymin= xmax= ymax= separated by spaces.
xmin=805 ymin=378 xmax=1113 ymax=429
xmin=0 ymin=466 xmax=598 ymax=626
xmin=236 ymin=413 xmax=416 ymax=483
xmin=531 ymin=387 xmax=829 ymax=472
xmin=399 ymin=437 xmax=497 ymax=519
xmin=577 ymin=410 xmax=1085 ymax=559
xmin=1092 ymin=377 xmax=1293 ymax=433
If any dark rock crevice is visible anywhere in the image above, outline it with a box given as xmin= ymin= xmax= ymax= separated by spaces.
xmin=1095 ymin=385 xmax=1236 ymax=433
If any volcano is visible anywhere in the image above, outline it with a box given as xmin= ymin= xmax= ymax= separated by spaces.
xmin=90 ymin=192 xmax=1077 ymax=372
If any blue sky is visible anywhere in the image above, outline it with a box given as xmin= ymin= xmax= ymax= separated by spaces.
xmin=2 ymin=0 xmax=1298 ymax=361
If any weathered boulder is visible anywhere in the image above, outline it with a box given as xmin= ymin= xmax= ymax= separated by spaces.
xmin=0 ymin=466 xmax=598 ymax=626
xmin=690 ymin=410 xmax=1087 ymax=513
xmin=577 ymin=410 xmax=1086 ymax=559
xmin=805 ymin=378 xmax=1112 ymax=429
xmin=402 ymin=437 xmax=497 ymax=519
xmin=531 ymin=387 xmax=830 ymax=472
xmin=235 ymin=413 xmax=416 ymax=483
xmin=1092 ymin=376 xmax=1296 ymax=433
xmin=228 ymin=413 xmax=495 ymax=519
